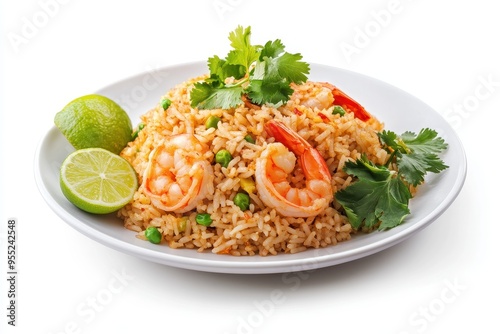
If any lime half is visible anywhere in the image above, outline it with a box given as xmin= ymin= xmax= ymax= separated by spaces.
xmin=60 ymin=148 xmax=138 ymax=214
xmin=54 ymin=94 xmax=133 ymax=155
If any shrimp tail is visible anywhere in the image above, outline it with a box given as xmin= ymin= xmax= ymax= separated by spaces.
xmin=264 ymin=120 xmax=331 ymax=182
xmin=264 ymin=120 xmax=307 ymax=156
xmin=332 ymin=87 xmax=371 ymax=121
xmin=319 ymin=82 xmax=371 ymax=121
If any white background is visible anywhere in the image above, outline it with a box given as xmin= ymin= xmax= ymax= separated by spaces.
xmin=1 ymin=0 xmax=498 ymax=333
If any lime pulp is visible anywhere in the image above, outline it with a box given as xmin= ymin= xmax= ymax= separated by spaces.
xmin=60 ymin=148 xmax=138 ymax=214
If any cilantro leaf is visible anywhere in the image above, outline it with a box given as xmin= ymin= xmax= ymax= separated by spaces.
xmin=247 ymin=55 xmax=295 ymax=105
xmin=397 ymin=151 xmax=447 ymax=186
xmin=247 ymin=78 xmax=293 ymax=106
xmin=272 ymin=52 xmax=310 ymax=84
xmin=247 ymin=43 xmax=309 ymax=106
xmin=190 ymin=82 xmax=243 ymax=110
xmin=227 ymin=26 xmax=260 ymax=71
xmin=377 ymin=130 xmax=399 ymax=149
xmin=401 ymin=128 xmax=448 ymax=155
xmin=257 ymin=40 xmax=309 ymax=84
xmin=379 ymin=129 xmax=448 ymax=186
xmin=190 ymin=26 xmax=310 ymax=109
xmin=190 ymin=82 xmax=213 ymax=107
xmin=336 ymin=156 xmax=411 ymax=230
xmin=208 ymin=55 xmax=245 ymax=81
xmin=260 ymin=39 xmax=286 ymax=59
xmin=337 ymin=128 xmax=448 ymax=230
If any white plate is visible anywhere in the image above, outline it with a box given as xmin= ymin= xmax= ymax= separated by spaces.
xmin=34 ymin=62 xmax=467 ymax=274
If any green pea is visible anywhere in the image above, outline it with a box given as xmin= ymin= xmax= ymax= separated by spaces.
xmin=244 ymin=134 xmax=255 ymax=144
xmin=195 ymin=213 xmax=213 ymax=226
xmin=215 ymin=149 xmax=232 ymax=168
xmin=205 ymin=115 xmax=221 ymax=129
xmin=332 ymin=105 xmax=346 ymax=116
xmin=131 ymin=123 xmax=145 ymax=140
xmin=233 ymin=193 xmax=250 ymax=211
xmin=145 ymin=226 xmax=162 ymax=244
xmin=161 ymin=98 xmax=172 ymax=110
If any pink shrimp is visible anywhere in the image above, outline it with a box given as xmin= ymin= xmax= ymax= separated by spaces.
xmin=298 ymin=82 xmax=372 ymax=121
xmin=321 ymin=82 xmax=372 ymax=121
xmin=255 ymin=120 xmax=333 ymax=217
xmin=142 ymin=134 xmax=213 ymax=213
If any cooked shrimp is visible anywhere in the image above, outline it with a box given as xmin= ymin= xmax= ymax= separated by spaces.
xmin=319 ymin=82 xmax=371 ymax=121
xmin=142 ymin=134 xmax=213 ymax=213
xmin=255 ymin=120 xmax=333 ymax=217
xmin=295 ymin=82 xmax=371 ymax=121
xmin=300 ymin=85 xmax=334 ymax=110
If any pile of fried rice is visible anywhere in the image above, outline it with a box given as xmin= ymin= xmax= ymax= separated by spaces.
xmin=118 ymin=76 xmax=388 ymax=256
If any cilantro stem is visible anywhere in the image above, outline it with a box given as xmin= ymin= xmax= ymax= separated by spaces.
xmin=384 ymin=150 xmax=397 ymax=168
xmin=225 ymin=77 xmax=249 ymax=88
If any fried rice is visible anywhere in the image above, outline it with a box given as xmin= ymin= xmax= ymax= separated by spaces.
xmin=118 ymin=76 xmax=387 ymax=256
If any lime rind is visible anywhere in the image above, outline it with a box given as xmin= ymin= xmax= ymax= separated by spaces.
xmin=60 ymin=148 xmax=138 ymax=214
xmin=54 ymin=94 xmax=133 ymax=155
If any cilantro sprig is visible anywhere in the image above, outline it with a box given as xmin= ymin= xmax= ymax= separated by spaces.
xmin=190 ymin=26 xmax=310 ymax=109
xmin=335 ymin=128 xmax=448 ymax=230
xmin=379 ymin=129 xmax=449 ymax=186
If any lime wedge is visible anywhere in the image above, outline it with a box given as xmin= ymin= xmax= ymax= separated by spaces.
xmin=60 ymin=148 xmax=138 ymax=214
